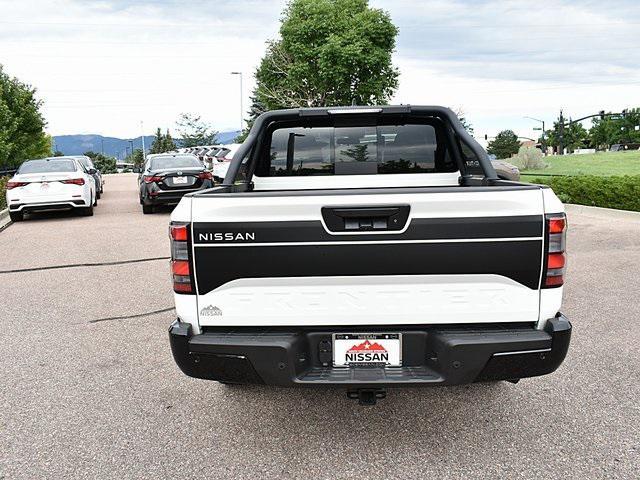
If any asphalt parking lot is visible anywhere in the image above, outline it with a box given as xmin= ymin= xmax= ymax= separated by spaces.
xmin=1 ymin=173 xmax=638 ymax=479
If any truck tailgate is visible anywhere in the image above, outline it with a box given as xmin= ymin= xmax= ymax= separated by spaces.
xmin=190 ymin=186 xmax=545 ymax=327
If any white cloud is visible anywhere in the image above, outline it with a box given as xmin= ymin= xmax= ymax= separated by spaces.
xmin=0 ymin=0 xmax=638 ymax=141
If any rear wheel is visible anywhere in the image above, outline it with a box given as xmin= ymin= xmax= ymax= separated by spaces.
xmin=96 ymin=189 xmax=101 ymax=200
xmin=142 ymin=204 xmax=154 ymax=214
xmin=9 ymin=211 xmax=23 ymax=222
xmin=80 ymin=203 xmax=94 ymax=216
xmin=93 ymin=192 xmax=98 ymax=206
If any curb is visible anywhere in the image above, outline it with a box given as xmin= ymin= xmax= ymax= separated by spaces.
xmin=565 ymin=203 xmax=640 ymax=222
xmin=0 ymin=208 xmax=10 ymax=232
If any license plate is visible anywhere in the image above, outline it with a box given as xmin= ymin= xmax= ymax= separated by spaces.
xmin=333 ymin=333 xmax=401 ymax=367
xmin=173 ymin=176 xmax=188 ymax=184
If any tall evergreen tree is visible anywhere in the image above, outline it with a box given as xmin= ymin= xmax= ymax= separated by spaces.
xmin=149 ymin=128 xmax=170 ymax=154
xmin=487 ymin=130 xmax=521 ymax=159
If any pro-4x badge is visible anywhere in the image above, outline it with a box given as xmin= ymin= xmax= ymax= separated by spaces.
xmin=200 ymin=305 xmax=222 ymax=316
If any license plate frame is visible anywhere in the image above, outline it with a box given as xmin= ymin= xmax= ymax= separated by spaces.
xmin=172 ymin=176 xmax=188 ymax=185
xmin=332 ymin=333 xmax=402 ymax=367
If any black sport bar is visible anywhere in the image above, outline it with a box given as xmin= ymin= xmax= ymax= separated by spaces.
xmin=222 ymin=105 xmax=497 ymax=185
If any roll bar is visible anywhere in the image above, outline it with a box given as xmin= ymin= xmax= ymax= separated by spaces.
xmin=222 ymin=105 xmax=497 ymax=185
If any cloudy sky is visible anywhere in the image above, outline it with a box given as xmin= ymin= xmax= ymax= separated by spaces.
xmin=1 ymin=0 xmax=638 ymax=142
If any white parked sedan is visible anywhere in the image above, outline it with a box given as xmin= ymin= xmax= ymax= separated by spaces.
xmin=5 ymin=157 xmax=97 ymax=222
xmin=212 ymin=144 xmax=242 ymax=183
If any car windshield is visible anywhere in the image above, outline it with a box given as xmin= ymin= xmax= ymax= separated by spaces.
xmin=18 ymin=159 xmax=77 ymax=174
xmin=150 ymin=156 xmax=201 ymax=170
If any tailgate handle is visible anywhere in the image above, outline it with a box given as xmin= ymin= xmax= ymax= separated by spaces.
xmin=321 ymin=206 xmax=410 ymax=232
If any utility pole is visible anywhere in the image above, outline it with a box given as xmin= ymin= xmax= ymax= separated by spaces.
xmin=140 ymin=121 xmax=146 ymax=161
xmin=558 ymin=109 xmax=564 ymax=155
xmin=101 ymin=138 xmax=104 ymax=155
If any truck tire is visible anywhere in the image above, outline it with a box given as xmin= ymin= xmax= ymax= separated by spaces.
xmin=9 ymin=211 xmax=23 ymax=222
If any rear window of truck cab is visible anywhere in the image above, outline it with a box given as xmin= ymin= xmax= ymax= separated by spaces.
xmin=259 ymin=123 xmax=457 ymax=176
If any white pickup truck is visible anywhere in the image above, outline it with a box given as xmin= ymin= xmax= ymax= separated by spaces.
xmin=168 ymin=106 xmax=571 ymax=405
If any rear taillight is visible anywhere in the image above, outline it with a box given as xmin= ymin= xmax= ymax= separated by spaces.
xmin=144 ymin=175 xmax=163 ymax=183
xmin=543 ymin=213 xmax=567 ymax=288
xmin=62 ymin=178 xmax=85 ymax=186
xmin=6 ymin=181 xmax=29 ymax=190
xmin=169 ymin=223 xmax=193 ymax=294
xmin=198 ymin=171 xmax=213 ymax=180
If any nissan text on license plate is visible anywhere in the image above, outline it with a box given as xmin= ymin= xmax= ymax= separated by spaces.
xmin=333 ymin=334 xmax=401 ymax=367
xmin=173 ymin=176 xmax=188 ymax=184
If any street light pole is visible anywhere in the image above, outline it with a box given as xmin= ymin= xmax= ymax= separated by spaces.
xmin=231 ymin=72 xmax=243 ymax=133
xmin=558 ymin=110 xmax=565 ymax=156
xmin=524 ymin=116 xmax=546 ymax=155
xmin=140 ymin=121 xmax=146 ymax=161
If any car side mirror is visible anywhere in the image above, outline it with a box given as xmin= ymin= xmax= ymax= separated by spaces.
xmin=88 ymin=168 xmax=97 ymax=174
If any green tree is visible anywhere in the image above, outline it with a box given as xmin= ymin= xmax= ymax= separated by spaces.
xmin=252 ymin=0 xmax=399 ymax=114
xmin=455 ymin=108 xmax=474 ymax=135
xmin=125 ymin=148 xmax=144 ymax=168
xmin=546 ymin=120 xmax=589 ymax=154
xmin=236 ymin=94 xmax=267 ymax=142
xmin=176 ymin=113 xmax=218 ymax=147
xmin=487 ymin=130 xmax=521 ymax=159
xmin=84 ymin=151 xmax=117 ymax=173
xmin=0 ymin=65 xmax=51 ymax=168
xmin=149 ymin=128 xmax=177 ymax=154
xmin=163 ymin=129 xmax=176 ymax=152
xmin=590 ymin=108 xmax=640 ymax=149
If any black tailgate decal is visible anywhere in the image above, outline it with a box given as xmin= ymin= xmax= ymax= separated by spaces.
xmin=193 ymin=215 xmax=542 ymax=244
xmin=194 ymin=240 xmax=542 ymax=294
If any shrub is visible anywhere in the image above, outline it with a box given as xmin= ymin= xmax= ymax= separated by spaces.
xmin=0 ymin=176 xmax=8 ymax=210
xmin=533 ymin=175 xmax=640 ymax=211
xmin=512 ymin=146 xmax=547 ymax=170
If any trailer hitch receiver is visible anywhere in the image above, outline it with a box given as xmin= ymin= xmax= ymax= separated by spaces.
xmin=347 ymin=388 xmax=386 ymax=406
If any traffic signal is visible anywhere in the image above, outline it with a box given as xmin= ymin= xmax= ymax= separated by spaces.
xmin=622 ymin=109 xmax=628 ymax=118
xmin=599 ymin=110 xmax=605 ymax=120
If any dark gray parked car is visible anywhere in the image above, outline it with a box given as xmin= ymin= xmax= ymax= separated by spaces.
xmin=137 ymin=153 xmax=213 ymax=214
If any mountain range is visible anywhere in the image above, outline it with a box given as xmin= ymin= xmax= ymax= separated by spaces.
xmin=52 ymin=131 xmax=241 ymax=159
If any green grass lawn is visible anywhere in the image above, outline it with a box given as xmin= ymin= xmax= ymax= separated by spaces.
xmin=520 ymin=150 xmax=640 ymax=177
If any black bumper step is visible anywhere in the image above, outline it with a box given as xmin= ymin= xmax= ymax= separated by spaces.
xmin=169 ymin=315 xmax=571 ymax=387
xmin=300 ymin=366 xmax=440 ymax=384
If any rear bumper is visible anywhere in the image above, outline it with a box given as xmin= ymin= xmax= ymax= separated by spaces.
xmin=168 ymin=314 xmax=571 ymax=387
xmin=144 ymin=184 xmax=213 ymax=206
xmin=8 ymin=199 xmax=88 ymax=212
